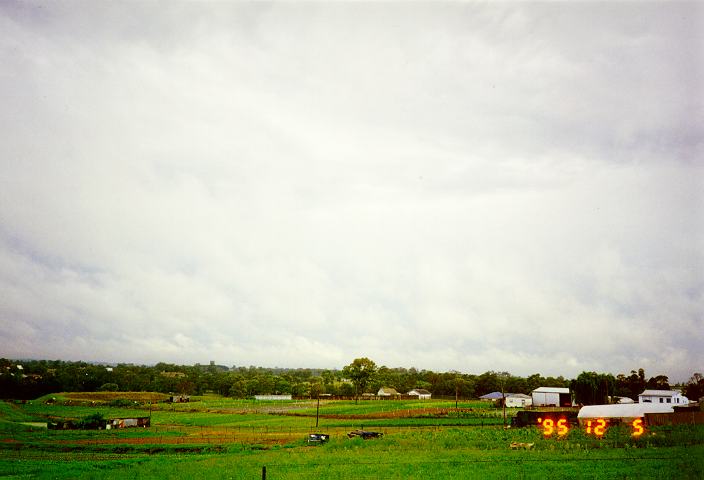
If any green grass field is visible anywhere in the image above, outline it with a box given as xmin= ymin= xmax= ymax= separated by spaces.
xmin=1 ymin=394 xmax=702 ymax=479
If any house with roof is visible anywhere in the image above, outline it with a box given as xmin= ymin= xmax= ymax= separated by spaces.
xmin=480 ymin=391 xmax=532 ymax=407
xmin=377 ymin=387 xmax=400 ymax=397
xmin=407 ymin=388 xmax=432 ymax=400
xmin=479 ymin=391 xmax=505 ymax=401
xmin=638 ymin=389 xmax=688 ymax=405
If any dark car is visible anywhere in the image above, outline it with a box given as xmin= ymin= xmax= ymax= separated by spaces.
xmin=307 ymin=433 xmax=330 ymax=444
xmin=347 ymin=430 xmax=383 ymax=439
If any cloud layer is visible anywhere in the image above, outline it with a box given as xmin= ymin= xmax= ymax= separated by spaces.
xmin=1 ymin=2 xmax=702 ymax=381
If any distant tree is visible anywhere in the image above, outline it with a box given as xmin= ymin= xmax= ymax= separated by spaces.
xmin=342 ymin=357 xmax=377 ymax=402
xmin=475 ymin=371 xmax=501 ymax=397
xmin=228 ymin=378 xmax=248 ymax=398
xmin=78 ymin=412 xmax=105 ymax=430
xmin=615 ymin=369 xmax=647 ymax=401
xmin=339 ymin=381 xmax=355 ymax=397
xmin=684 ymin=373 xmax=704 ymax=401
xmin=571 ymin=371 xmax=615 ymax=405
xmin=525 ymin=373 xmax=545 ymax=393
xmin=646 ymin=375 xmax=670 ymax=390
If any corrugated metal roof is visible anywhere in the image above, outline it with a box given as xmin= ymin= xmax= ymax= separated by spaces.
xmin=532 ymin=387 xmax=570 ymax=394
xmin=479 ymin=391 xmax=504 ymax=399
xmin=378 ymin=387 xmax=400 ymax=395
xmin=639 ymin=390 xmax=677 ymax=397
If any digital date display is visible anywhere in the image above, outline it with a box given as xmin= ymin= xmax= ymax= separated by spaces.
xmin=537 ymin=417 xmax=644 ymax=437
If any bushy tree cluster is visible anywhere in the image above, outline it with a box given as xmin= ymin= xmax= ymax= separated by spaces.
xmin=0 ymin=357 xmax=690 ymax=403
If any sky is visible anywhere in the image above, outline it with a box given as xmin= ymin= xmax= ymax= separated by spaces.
xmin=0 ymin=1 xmax=702 ymax=382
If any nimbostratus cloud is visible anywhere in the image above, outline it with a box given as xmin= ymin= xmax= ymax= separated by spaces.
xmin=0 ymin=2 xmax=702 ymax=380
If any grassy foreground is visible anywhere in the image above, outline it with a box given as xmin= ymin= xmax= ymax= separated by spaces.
xmin=1 ymin=394 xmax=702 ymax=479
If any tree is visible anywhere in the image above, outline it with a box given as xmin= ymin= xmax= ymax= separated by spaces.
xmin=646 ymin=375 xmax=670 ymax=390
xmin=342 ymin=357 xmax=377 ymax=402
xmin=475 ymin=371 xmax=500 ymax=397
xmin=684 ymin=373 xmax=704 ymax=401
xmin=571 ymin=371 xmax=615 ymax=405
xmin=615 ymin=369 xmax=647 ymax=401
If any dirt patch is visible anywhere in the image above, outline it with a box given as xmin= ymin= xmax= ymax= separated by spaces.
xmin=280 ymin=407 xmax=478 ymax=420
xmin=60 ymin=392 xmax=169 ymax=403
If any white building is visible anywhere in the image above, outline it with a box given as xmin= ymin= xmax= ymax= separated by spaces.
xmin=407 ymin=388 xmax=432 ymax=400
xmin=638 ymin=390 xmax=688 ymax=405
xmin=505 ymin=393 xmax=532 ymax=408
xmin=531 ymin=387 xmax=571 ymax=407
xmin=254 ymin=395 xmax=292 ymax=401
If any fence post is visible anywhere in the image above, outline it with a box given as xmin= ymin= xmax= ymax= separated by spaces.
xmin=262 ymin=466 xmax=266 ymax=480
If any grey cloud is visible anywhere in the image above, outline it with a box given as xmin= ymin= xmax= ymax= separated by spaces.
xmin=0 ymin=2 xmax=702 ymax=381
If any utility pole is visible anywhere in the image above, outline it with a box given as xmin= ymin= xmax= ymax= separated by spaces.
xmin=315 ymin=392 xmax=320 ymax=428
xmin=455 ymin=379 xmax=459 ymax=410
xmin=499 ymin=372 xmax=508 ymax=428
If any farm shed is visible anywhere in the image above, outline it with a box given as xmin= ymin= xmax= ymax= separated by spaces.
xmin=169 ymin=395 xmax=190 ymax=403
xmin=254 ymin=395 xmax=292 ymax=400
xmin=638 ymin=389 xmax=689 ymax=405
xmin=407 ymin=388 xmax=432 ymax=400
xmin=577 ymin=403 xmax=674 ymax=425
xmin=532 ymin=387 xmax=571 ymax=407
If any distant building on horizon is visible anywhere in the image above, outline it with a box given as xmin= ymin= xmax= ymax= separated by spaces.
xmin=407 ymin=388 xmax=432 ymax=400
xmin=638 ymin=389 xmax=688 ymax=405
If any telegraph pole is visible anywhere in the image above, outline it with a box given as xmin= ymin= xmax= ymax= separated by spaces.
xmin=315 ymin=392 xmax=320 ymax=428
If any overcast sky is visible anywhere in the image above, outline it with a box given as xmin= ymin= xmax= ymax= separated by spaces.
xmin=1 ymin=1 xmax=702 ymax=382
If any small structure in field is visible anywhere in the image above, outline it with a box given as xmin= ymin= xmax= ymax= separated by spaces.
xmin=480 ymin=392 xmax=532 ymax=407
xmin=638 ymin=389 xmax=689 ymax=405
xmin=307 ymin=433 xmax=329 ymax=444
xmin=532 ymin=387 xmax=571 ymax=407
xmin=377 ymin=387 xmax=400 ymax=398
xmin=505 ymin=393 xmax=532 ymax=408
xmin=107 ymin=417 xmax=150 ymax=429
xmin=254 ymin=394 xmax=292 ymax=400
xmin=169 ymin=395 xmax=190 ymax=403
xmin=407 ymin=388 xmax=432 ymax=400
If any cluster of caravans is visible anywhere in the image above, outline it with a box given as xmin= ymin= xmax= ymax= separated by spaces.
xmin=481 ymin=387 xmax=691 ymax=410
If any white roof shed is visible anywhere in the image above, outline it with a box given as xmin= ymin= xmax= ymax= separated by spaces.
xmin=578 ymin=403 xmax=674 ymax=425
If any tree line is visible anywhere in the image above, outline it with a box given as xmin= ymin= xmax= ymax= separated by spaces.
xmin=1 ymin=357 xmax=701 ymax=405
